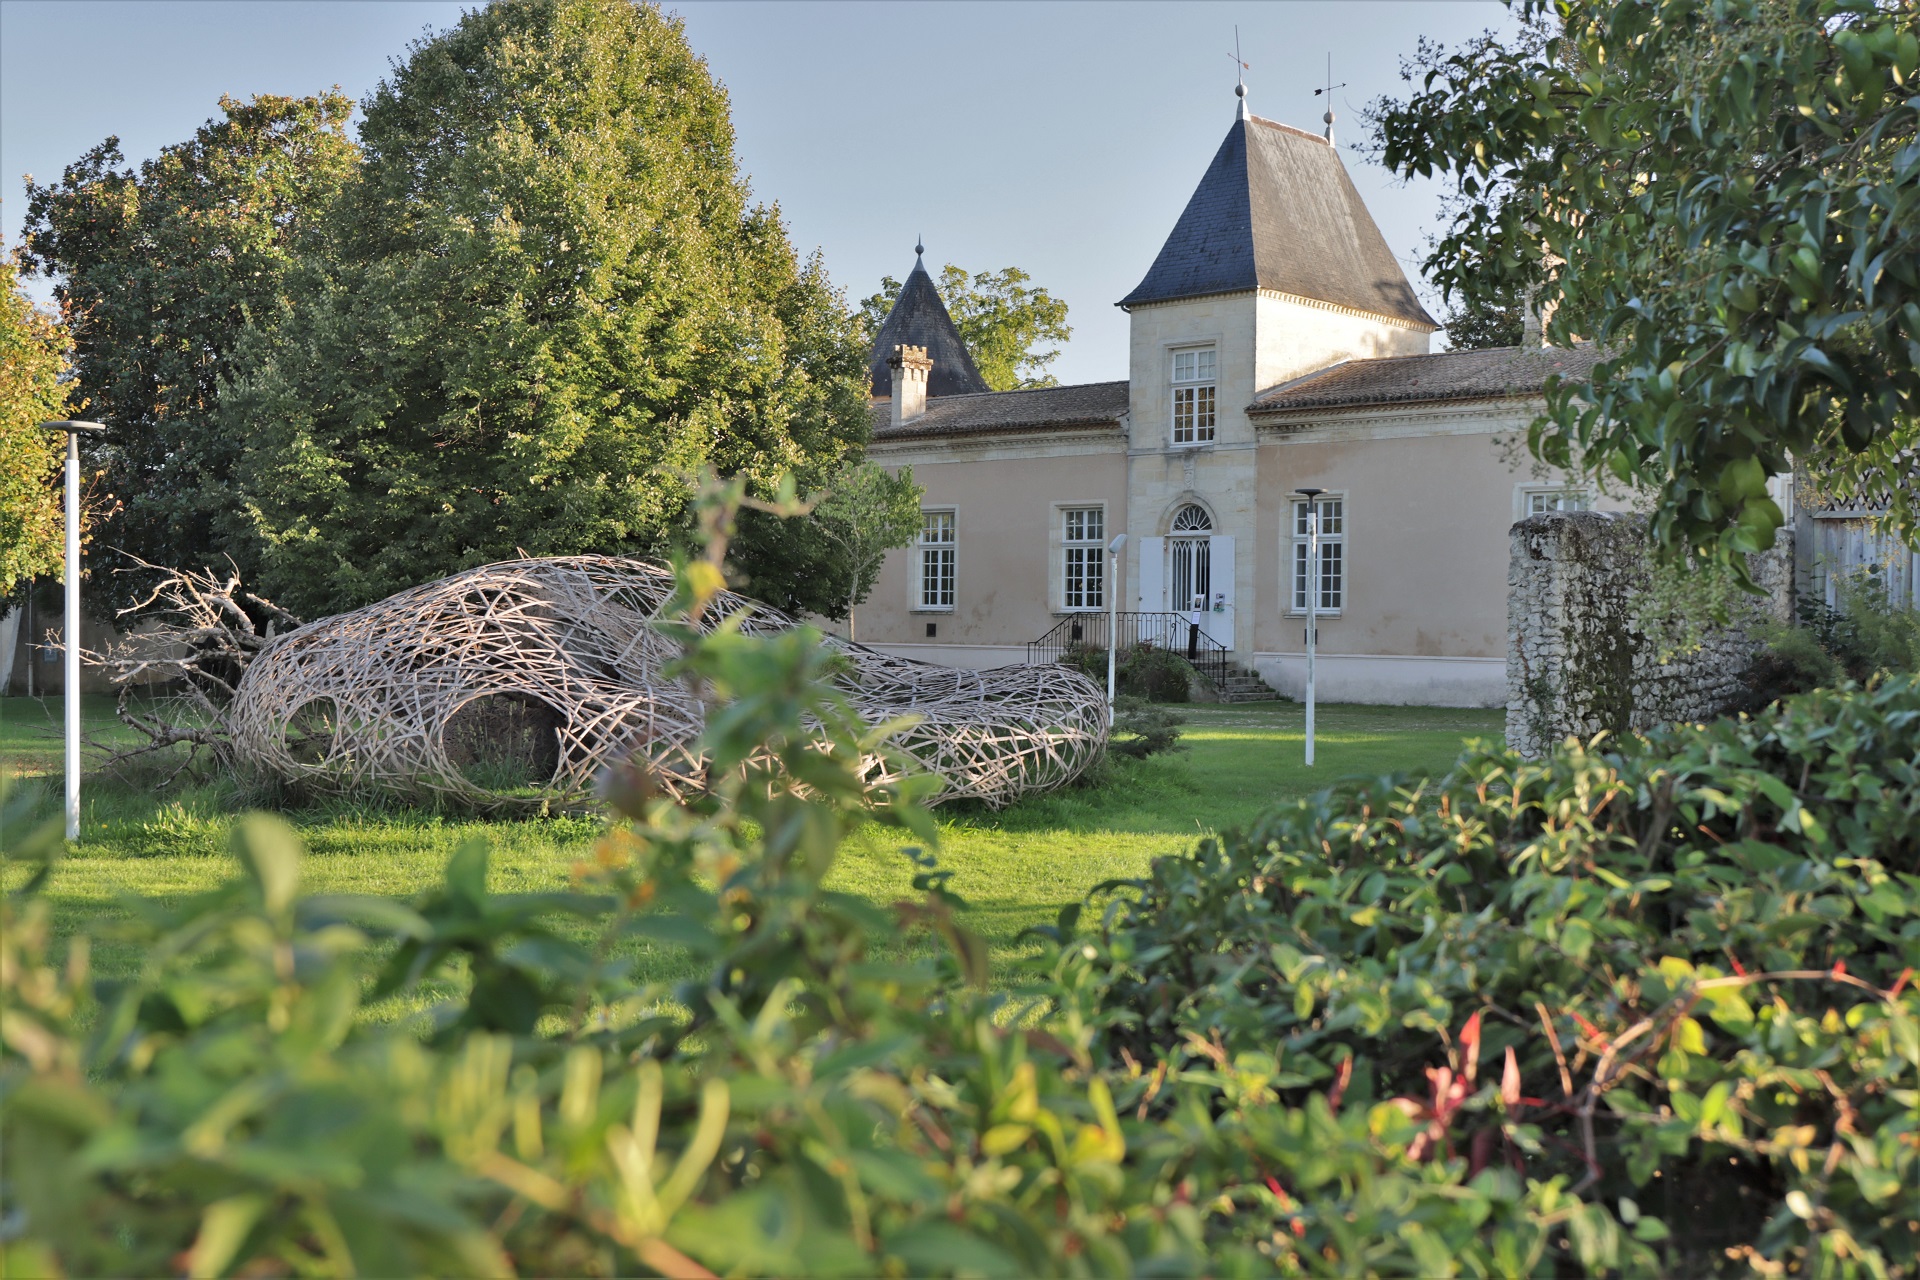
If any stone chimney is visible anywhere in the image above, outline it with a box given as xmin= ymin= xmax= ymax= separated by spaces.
xmin=1520 ymin=258 xmax=1562 ymax=346
xmin=1521 ymin=288 xmax=1550 ymax=347
xmin=889 ymin=344 xmax=932 ymax=427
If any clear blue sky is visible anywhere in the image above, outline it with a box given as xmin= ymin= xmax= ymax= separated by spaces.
xmin=1 ymin=1 xmax=1514 ymax=384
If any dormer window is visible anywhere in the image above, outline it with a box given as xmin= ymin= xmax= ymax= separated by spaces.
xmin=1171 ymin=347 xmax=1216 ymax=445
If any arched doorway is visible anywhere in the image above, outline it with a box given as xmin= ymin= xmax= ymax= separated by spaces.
xmin=1167 ymin=503 xmax=1212 ymax=613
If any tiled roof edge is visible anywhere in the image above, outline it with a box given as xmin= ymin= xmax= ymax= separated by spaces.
xmin=872 ymin=416 xmax=1125 ymax=442
xmin=880 ymin=378 xmax=1129 ymax=406
xmin=1249 ymin=387 xmax=1543 ymax=416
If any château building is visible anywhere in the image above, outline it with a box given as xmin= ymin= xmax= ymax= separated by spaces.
xmin=852 ymin=90 xmax=1609 ymax=706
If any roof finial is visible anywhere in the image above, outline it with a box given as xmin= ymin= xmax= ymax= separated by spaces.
xmin=1312 ymin=54 xmax=1347 ymax=146
xmin=915 ymin=235 xmax=925 ymax=260
xmin=1228 ymin=27 xmax=1250 ymax=121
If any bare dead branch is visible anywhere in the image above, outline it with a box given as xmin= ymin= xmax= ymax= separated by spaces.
xmin=82 ymin=558 xmax=308 ymax=785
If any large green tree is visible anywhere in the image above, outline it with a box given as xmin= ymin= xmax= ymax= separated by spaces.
xmin=1373 ymin=0 xmax=1920 ymax=572
xmin=228 ymin=0 xmax=872 ymax=618
xmin=0 ymin=253 xmax=69 ymax=593
xmin=20 ymin=94 xmax=359 ymax=596
xmin=861 ymin=264 xmax=1071 ymax=390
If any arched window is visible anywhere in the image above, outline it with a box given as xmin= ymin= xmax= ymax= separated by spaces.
xmin=1167 ymin=505 xmax=1212 ymax=611
xmin=1170 ymin=504 xmax=1213 ymax=533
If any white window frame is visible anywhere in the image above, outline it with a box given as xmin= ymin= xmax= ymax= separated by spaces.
xmin=1170 ymin=346 xmax=1217 ymax=447
xmin=1058 ymin=504 xmax=1106 ymax=612
xmin=1515 ymin=483 xmax=1594 ymax=520
xmin=1288 ymin=493 xmax=1346 ymax=616
xmin=912 ymin=508 xmax=956 ymax=612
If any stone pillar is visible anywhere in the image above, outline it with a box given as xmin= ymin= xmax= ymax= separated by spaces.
xmin=1505 ymin=512 xmax=1795 ymax=756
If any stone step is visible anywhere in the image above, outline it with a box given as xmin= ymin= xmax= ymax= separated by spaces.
xmin=1208 ymin=669 xmax=1284 ymax=703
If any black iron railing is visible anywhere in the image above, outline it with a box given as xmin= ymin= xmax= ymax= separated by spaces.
xmin=1026 ymin=611 xmax=1230 ymax=690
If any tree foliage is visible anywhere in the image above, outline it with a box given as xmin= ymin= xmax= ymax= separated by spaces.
xmin=725 ymin=462 xmax=920 ymax=625
xmin=1373 ymin=0 xmax=1920 ymax=575
xmin=1439 ymin=277 xmax=1529 ymax=350
xmin=0 ymin=254 xmax=68 ymax=593
xmin=227 ymin=0 xmax=872 ymax=619
xmin=861 ymin=263 xmax=1071 ymax=390
xmin=20 ymin=93 xmax=359 ymax=598
xmin=811 ymin=462 xmax=922 ymax=635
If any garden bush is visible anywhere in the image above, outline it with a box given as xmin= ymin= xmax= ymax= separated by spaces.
xmin=3 ymin=487 xmax=1913 ymax=1275
xmin=1062 ymin=644 xmax=1196 ymax=703
xmin=1079 ymin=677 xmax=1920 ymax=1276
xmin=1109 ymin=694 xmax=1186 ymax=760
xmin=1734 ymin=580 xmax=1920 ymax=713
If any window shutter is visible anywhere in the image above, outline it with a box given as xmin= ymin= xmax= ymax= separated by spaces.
xmin=1050 ymin=510 xmax=1063 ymax=612
xmin=1205 ymin=535 xmax=1235 ymax=647
xmin=1138 ymin=537 xmax=1165 ymax=611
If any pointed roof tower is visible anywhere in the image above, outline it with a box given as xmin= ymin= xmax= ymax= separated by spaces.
xmin=1118 ymin=113 xmax=1437 ymax=330
xmin=869 ymin=242 xmax=992 ymax=398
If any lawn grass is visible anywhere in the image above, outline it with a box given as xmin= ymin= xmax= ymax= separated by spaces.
xmin=3 ymin=693 xmax=1503 ymax=987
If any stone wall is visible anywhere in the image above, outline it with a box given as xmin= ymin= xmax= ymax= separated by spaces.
xmin=1505 ymin=513 xmax=1794 ymax=756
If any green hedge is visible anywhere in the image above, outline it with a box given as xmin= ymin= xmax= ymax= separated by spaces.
xmin=3 ymin=518 xmax=1915 ymax=1277
xmin=1061 ymin=644 xmax=1197 ymax=703
xmin=1082 ymin=677 xmax=1919 ymax=1274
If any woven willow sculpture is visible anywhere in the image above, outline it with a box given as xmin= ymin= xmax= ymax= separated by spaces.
xmin=228 ymin=556 xmax=1108 ymax=811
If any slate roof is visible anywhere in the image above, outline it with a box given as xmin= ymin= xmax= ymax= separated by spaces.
xmin=868 ymin=255 xmax=991 ymax=398
xmin=1248 ymin=344 xmax=1604 ymax=415
xmin=1119 ymin=116 xmax=1437 ymax=330
xmin=870 ymin=380 xmax=1129 ymax=441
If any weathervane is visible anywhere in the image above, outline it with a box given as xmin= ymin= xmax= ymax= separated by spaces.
xmin=1228 ymin=27 xmax=1250 ymax=119
xmin=1312 ymin=54 xmax=1347 ymax=145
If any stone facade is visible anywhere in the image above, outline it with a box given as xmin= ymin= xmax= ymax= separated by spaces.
xmin=1505 ymin=512 xmax=1794 ymax=756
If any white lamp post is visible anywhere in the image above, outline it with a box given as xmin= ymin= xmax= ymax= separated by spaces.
xmin=38 ymin=420 xmax=105 ymax=841
xmin=1105 ymin=533 xmax=1127 ymax=726
xmin=1294 ymin=487 xmax=1324 ymax=767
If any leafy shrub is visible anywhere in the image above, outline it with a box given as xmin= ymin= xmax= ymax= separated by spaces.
xmin=1731 ymin=615 xmax=1844 ymax=714
xmin=1813 ymin=578 xmax=1920 ymax=681
xmin=1736 ymin=579 xmax=1920 ymax=712
xmin=1109 ymin=694 xmax=1186 ymax=759
xmin=1079 ymin=678 xmax=1920 ymax=1276
xmin=1062 ymin=644 xmax=1195 ymax=703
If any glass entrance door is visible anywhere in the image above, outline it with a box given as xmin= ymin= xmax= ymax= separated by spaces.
xmin=1166 ymin=504 xmax=1213 ymax=613
xmin=1168 ymin=537 xmax=1210 ymax=612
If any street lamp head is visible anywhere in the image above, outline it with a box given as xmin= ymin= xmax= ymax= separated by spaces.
xmin=1294 ymin=486 xmax=1325 ymax=500
xmin=1107 ymin=533 xmax=1128 ymax=556
xmin=38 ymin=420 xmax=106 ymax=435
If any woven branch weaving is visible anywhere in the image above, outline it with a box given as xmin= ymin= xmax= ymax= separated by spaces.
xmin=229 ymin=556 xmax=1108 ymax=811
